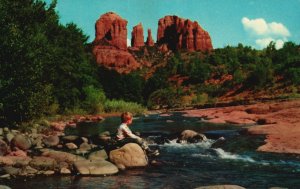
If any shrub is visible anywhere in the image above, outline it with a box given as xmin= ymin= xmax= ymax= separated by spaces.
xmin=147 ymin=88 xmax=177 ymax=109
xmin=192 ymin=93 xmax=208 ymax=105
xmin=104 ymin=100 xmax=146 ymax=115
xmin=82 ymin=85 xmax=106 ymax=114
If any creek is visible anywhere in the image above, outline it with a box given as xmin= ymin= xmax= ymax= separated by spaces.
xmin=4 ymin=112 xmax=300 ymax=189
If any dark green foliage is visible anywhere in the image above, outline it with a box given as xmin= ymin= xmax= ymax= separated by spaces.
xmin=97 ymin=67 xmax=145 ymax=104
xmin=147 ymin=88 xmax=178 ymax=109
xmin=0 ymin=0 xmax=100 ymax=124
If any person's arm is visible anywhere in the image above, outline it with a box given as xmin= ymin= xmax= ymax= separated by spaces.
xmin=122 ymin=125 xmax=141 ymax=140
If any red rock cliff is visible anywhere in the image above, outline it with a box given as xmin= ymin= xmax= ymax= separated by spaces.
xmin=94 ymin=12 xmax=128 ymax=50
xmin=93 ymin=12 xmax=140 ymax=73
xmin=131 ymin=23 xmax=144 ymax=48
xmin=157 ymin=15 xmax=213 ymax=52
xmin=146 ymin=29 xmax=155 ymax=46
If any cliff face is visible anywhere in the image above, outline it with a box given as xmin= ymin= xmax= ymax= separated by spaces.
xmin=93 ymin=12 xmax=140 ymax=74
xmin=93 ymin=12 xmax=213 ymax=73
xmin=157 ymin=15 xmax=213 ymax=52
xmin=131 ymin=23 xmax=144 ymax=48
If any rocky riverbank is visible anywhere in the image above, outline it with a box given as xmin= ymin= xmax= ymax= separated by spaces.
xmin=0 ymin=114 xmax=150 ymax=179
xmin=181 ymin=99 xmax=300 ymax=154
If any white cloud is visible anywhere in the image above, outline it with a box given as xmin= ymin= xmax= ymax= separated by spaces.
xmin=242 ymin=17 xmax=268 ymax=35
xmin=241 ymin=17 xmax=290 ymax=37
xmin=268 ymin=22 xmax=290 ymax=37
xmin=242 ymin=17 xmax=290 ymax=49
xmin=255 ymin=37 xmax=274 ymax=48
xmin=255 ymin=37 xmax=285 ymax=49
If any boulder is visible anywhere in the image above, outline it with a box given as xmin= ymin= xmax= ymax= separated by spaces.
xmin=157 ymin=15 xmax=213 ymax=52
xmin=19 ymin=166 xmax=38 ymax=176
xmin=2 ymin=166 xmax=20 ymax=176
xmin=10 ymin=156 xmax=32 ymax=167
xmin=65 ymin=143 xmax=78 ymax=150
xmin=29 ymin=157 xmax=57 ymax=170
xmin=195 ymin=185 xmax=246 ymax=189
xmin=177 ymin=130 xmax=207 ymax=143
xmin=109 ymin=143 xmax=148 ymax=169
xmin=74 ymin=160 xmax=118 ymax=175
xmin=42 ymin=150 xmax=85 ymax=165
xmin=88 ymin=150 xmax=108 ymax=161
xmin=42 ymin=135 xmax=60 ymax=147
xmin=10 ymin=134 xmax=32 ymax=150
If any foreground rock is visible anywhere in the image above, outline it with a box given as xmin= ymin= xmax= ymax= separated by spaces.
xmin=109 ymin=143 xmax=148 ymax=169
xmin=74 ymin=160 xmax=118 ymax=175
xmin=182 ymin=99 xmax=300 ymax=154
xmin=195 ymin=185 xmax=245 ymax=189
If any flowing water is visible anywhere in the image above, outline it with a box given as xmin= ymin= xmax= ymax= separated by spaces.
xmin=3 ymin=113 xmax=300 ymax=189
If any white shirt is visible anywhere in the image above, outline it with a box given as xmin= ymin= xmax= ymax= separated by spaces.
xmin=116 ymin=123 xmax=140 ymax=140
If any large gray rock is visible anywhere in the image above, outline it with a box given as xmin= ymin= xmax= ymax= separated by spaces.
xmin=74 ymin=160 xmax=118 ymax=175
xmin=65 ymin=143 xmax=78 ymax=150
xmin=177 ymin=129 xmax=207 ymax=143
xmin=10 ymin=134 xmax=32 ymax=150
xmin=42 ymin=135 xmax=60 ymax=147
xmin=42 ymin=150 xmax=85 ymax=165
xmin=29 ymin=157 xmax=57 ymax=170
xmin=9 ymin=156 xmax=32 ymax=167
xmin=88 ymin=150 xmax=108 ymax=161
xmin=109 ymin=143 xmax=148 ymax=169
xmin=19 ymin=166 xmax=38 ymax=176
xmin=195 ymin=185 xmax=246 ymax=189
xmin=2 ymin=166 xmax=21 ymax=176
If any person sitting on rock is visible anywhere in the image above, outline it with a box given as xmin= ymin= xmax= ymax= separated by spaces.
xmin=116 ymin=112 xmax=159 ymax=156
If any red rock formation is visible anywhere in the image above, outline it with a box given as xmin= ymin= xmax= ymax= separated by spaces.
xmin=146 ymin=29 xmax=154 ymax=46
xmin=93 ymin=12 xmax=140 ymax=73
xmin=157 ymin=15 xmax=213 ymax=52
xmin=93 ymin=46 xmax=140 ymax=74
xmin=94 ymin=12 xmax=127 ymax=50
xmin=131 ymin=23 xmax=144 ymax=48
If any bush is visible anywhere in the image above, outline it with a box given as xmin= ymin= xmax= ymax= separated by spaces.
xmin=147 ymin=88 xmax=177 ymax=109
xmin=104 ymin=100 xmax=146 ymax=115
xmin=192 ymin=93 xmax=208 ymax=105
xmin=82 ymin=85 xmax=106 ymax=114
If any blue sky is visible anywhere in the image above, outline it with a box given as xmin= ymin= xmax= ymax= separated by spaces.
xmin=44 ymin=0 xmax=300 ymax=49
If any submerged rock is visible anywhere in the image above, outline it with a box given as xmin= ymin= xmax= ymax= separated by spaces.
xmin=177 ymin=129 xmax=207 ymax=143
